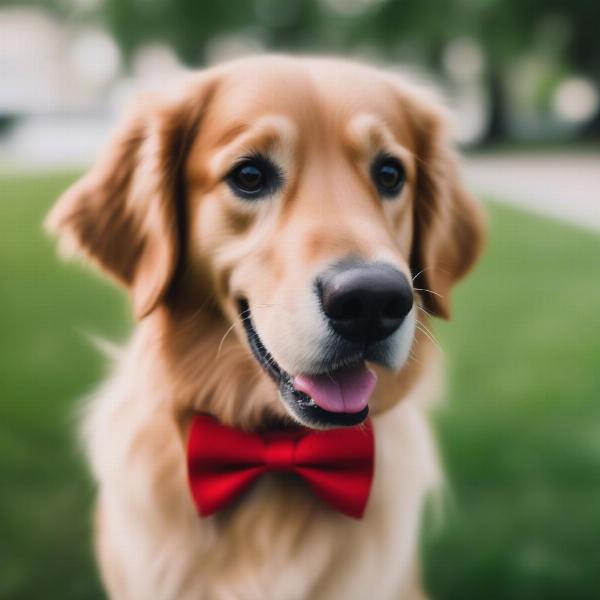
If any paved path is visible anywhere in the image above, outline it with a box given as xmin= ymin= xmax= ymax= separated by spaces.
xmin=464 ymin=153 xmax=600 ymax=231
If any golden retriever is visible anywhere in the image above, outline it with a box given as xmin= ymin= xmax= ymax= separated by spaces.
xmin=47 ymin=55 xmax=485 ymax=599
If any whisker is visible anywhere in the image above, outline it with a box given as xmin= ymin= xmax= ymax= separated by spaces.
xmin=407 ymin=350 xmax=424 ymax=368
xmin=416 ymin=304 xmax=435 ymax=319
xmin=416 ymin=302 xmax=433 ymax=313
xmin=412 ymin=266 xmax=436 ymax=282
xmin=416 ymin=318 xmax=439 ymax=340
xmin=414 ymin=287 xmax=443 ymax=299
xmin=217 ymin=321 xmax=240 ymax=356
xmin=416 ymin=321 xmax=441 ymax=351
xmin=215 ymin=303 xmax=278 ymax=357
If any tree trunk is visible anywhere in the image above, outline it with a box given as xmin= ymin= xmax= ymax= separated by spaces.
xmin=480 ymin=64 xmax=509 ymax=146
xmin=580 ymin=107 xmax=600 ymax=139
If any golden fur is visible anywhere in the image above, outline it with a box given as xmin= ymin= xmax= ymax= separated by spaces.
xmin=47 ymin=55 xmax=485 ymax=599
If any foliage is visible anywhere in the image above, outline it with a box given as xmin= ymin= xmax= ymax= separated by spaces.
xmin=6 ymin=0 xmax=597 ymax=140
xmin=7 ymin=0 xmax=598 ymax=78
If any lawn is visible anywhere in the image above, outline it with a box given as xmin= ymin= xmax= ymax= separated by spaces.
xmin=1 ymin=172 xmax=599 ymax=599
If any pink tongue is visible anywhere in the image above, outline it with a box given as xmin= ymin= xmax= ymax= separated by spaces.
xmin=294 ymin=365 xmax=377 ymax=414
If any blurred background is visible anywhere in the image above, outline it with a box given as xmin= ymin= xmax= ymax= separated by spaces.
xmin=0 ymin=1 xmax=599 ymax=599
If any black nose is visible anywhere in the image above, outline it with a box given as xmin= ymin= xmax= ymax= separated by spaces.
xmin=318 ymin=262 xmax=413 ymax=344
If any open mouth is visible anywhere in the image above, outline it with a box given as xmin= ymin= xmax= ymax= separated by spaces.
xmin=239 ymin=299 xmax=376 ymax=427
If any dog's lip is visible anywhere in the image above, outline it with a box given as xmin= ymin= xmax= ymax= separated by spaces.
xmin=237 ymin=298 xmax=370 ymax=427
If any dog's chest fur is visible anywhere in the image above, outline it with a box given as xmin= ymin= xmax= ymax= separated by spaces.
xmin=84 ymin=337 xmax=440 ymax=600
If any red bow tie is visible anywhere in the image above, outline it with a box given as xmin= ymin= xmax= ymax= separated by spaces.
xmin=187 ymin=415 xmax=374 ymax=519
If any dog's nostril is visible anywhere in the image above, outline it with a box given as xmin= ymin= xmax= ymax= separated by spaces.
xmin=382 ymin=298 xmax=404 ymax=320
xmin=332 ymin=296 xmax=362 ymax=321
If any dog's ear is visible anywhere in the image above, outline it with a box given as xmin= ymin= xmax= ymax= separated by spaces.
xmin=45 ymin=80 xmax=215 ymax=318
xmin=402 ymin=90 xmax=486 ymax=319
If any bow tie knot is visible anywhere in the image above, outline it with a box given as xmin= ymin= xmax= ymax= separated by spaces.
xmin=264 ymin=436 xmax=296 ymax=471
xmin=187 ymin=415 xmax=375 ymax=519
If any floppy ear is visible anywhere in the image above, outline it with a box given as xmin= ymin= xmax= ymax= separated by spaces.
xmin=46 ymin=82 xmax=214 ymax=318
xmin=405 ymin=93 xmax=487 ymax=319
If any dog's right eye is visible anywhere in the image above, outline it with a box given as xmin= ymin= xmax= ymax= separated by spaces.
xmin=226 ymin=156 xmax=282 ymax=200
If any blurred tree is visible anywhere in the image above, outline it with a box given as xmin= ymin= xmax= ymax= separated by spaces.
xmin=562 ymin=0 xmax=600 ymax=136
xmin=3 ymin=0 xmax=598 ymax=141
xmin=99 ymin=0 xmax=324 ymax=65
xmin=104 ymin=0 xmax=245 ymax=64
xmin=353 ymin=0 xmax=600 ymax=141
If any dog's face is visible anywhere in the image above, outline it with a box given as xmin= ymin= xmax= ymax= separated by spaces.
xmin=47 ymin=56 xmax=485 ymax=429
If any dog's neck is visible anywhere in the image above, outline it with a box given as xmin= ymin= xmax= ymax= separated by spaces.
xmin=134 ymin=306 xmax=289 ymax=432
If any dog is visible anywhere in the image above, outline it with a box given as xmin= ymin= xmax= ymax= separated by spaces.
xmin=47 ymin=55 xmax=485 ymax=599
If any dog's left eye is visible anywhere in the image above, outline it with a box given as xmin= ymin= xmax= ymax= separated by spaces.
xmin=371 ymin=155 xmax=406 ymax=198
xmin=226 ymin=156 xmax=282 ymax=200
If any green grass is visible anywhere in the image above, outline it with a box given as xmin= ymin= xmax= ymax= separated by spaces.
xmin=1 ymin=172 xmax=599 ymax=599
xmin=0 ymin=173 xmax=130 ymax=600
xmin=424 ymin=196 xmax=600 ymax=598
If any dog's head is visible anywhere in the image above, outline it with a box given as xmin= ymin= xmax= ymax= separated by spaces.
xmin=47 ymin=56 xmax=485 ymax=429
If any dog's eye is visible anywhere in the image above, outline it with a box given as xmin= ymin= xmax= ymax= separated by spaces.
xmin=226 ymin=156 xmax=282 ymax=200
xmin=233 ymin=164 xmax=263 ymax=192
xmin=372 ymin=155 xmax=406 ymax=198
